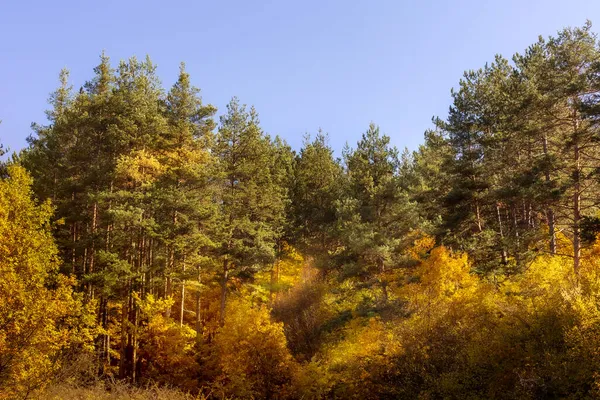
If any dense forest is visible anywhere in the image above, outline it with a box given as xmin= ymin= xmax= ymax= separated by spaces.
xmin=4 ymin=23 xmax=600 ymax=399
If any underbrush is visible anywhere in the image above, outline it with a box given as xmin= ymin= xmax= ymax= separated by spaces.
xmin=40 ymin=381 xmax=207 ymax=400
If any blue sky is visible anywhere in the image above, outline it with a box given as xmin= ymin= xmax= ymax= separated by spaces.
xmin=1 ymin=0 xmax=599 ymax=156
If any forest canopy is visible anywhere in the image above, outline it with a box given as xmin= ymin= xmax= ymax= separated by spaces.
xmin=3 ymin=22 xmax=600 ymax=399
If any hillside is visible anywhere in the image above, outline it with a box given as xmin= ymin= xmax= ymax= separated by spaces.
xmin=2 ymin=23 xmax=600 ymax=399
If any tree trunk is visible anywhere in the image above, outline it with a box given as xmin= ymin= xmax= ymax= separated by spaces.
xmin=475 ymin=201 xmax=483 ymax=232
xmin=97 ymin=297 xmax=109 ymax=375
xmin=573 ymin=119 xmax=581 ymax=276
xmin=88 ymin=201 xmax=98 ymax=299
xmin=180 ymin=259 xmax=186 ymax=327
xmin=269 ymin=262 xmax=276 ymax=308
xmin=165 ymin=247 xmax=173 ymax=318
xmin=195 ymin=265 xmax=202 ymax=344
xmin=131 ymin=297 xmax=138 ymax=383
xmin=542 ymin=133 xmax=556 ymax=254
xmin=496 ymin=204 xmax=508 ymax=265
xmin=118 ymin=283 xmax=130 ymax=379
xmin=219 ymin=259 xmax=228 ymax=327
xmin=378 ymin=257 xmax=388 ymax=305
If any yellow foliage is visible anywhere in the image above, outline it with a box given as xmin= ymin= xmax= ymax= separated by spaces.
xmin=212 ymin=297 xmax=296 ymax=399
xmin=386 ymin=244 xmax=600 ymax=398
xmin=234 ymin=242 xmax=600 ymax=398
xmin=248 ymin=242 xmax=305 ymax=304
xmin=555 ymin=229 xmax=575 ymax=257
xmin=0 ymin=165 xmax=95 ymax=399
xmin=327 ymin=317 xmax=400 ymax=367
xmin=115 ymin=150 xmax=164 ymax=186
xmin=402 ymin=246 xmax=482 ymax=309
xmin=407 ymin=234 xmax=436 ymax=260
xmin=162 ymin=147 xmax=212 ymax=182
xmin=136 ymin=295 xmax=199 ymax=390
xmin=291 ymin=360 xmax=332 ymax=400
xmin=323 ymin=317 xmax=401 ymax=398
xmin=504 ymin=253 xmax=573 ymax=299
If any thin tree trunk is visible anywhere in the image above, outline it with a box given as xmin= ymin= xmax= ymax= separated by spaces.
xmin=378 ymin=256 xmax=388 ymax=305
xmin=573 ymin=119 xmax=581 ymax=276
xmin=97 ymin=297 xmax=108 ymax=375
xmin=166 ymin=211 xmax=177 ymax=317
xmin=180 ymin=258 xmax=186 ymax=327
xmin=219 ymin=259 xmax=228 ymax=326
xmin=165 ymin=246 xmax=173 ymax=318
xmin=195 ymin=265 xmax=202 ymax=344
xmin=512 ymin=204 xmax=520 ymax=265
xmin=475 ymin=201 xmax=483 ymax=232
xmin=118 ymin=282 xmax=130 ymax=379
xmin=269 ymin=245 xmax=281 ymax=307
xmin=88 ymin=201 xmax=98 ymax=299
xmin=542 ymin=133 xmax=557 ymax=254
xmin=71 ymin=223 xmax=76 ymax=274
xmin=131 ymin=297 xmax=138 ymax=383
xmin=269 ymin=262 xmax=276 ymax=308
xmin=497 ymin=204 xmax=508 ymax=265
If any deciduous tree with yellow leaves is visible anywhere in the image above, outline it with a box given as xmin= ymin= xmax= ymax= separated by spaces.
xmin=0 ymin=165 xmax=95 ymax=399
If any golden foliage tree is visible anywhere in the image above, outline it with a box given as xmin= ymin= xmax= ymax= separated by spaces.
xmin=0 ymin=165 xmax=94 ymax=399
xmin=212 ymin=298 xmax=296 ymax=399
xmin=136 ymin=295 xmax=199 ymax=390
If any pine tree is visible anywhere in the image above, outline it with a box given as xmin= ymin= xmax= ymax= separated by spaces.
xmin=532 ymin=23 xmax=600 ymax=275
xmin=337 ymin=123 xmax=419 ymax=303
xmin=159 ymin=62 xmax=217 ymax=338
xmin=290 ymin=131 xmax=342 ymax=266
xmin=213 ymin=98 xmax=286 ymax=325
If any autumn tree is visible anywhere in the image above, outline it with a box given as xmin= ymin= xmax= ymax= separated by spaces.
xmin=0 ymin=165 xmax=94 ymax=399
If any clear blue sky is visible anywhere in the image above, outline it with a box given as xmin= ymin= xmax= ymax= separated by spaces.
xmin=1 ymin=0 xmax=599 ymax=155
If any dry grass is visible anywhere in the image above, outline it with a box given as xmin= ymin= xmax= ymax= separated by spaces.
xmin=39 ymin=381 xmax=208 ymax=400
